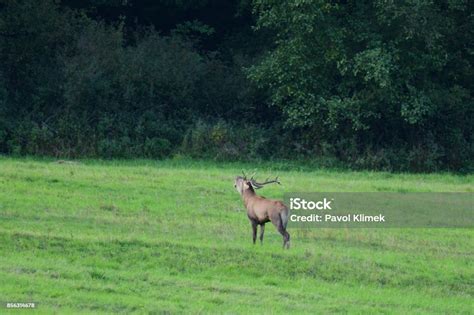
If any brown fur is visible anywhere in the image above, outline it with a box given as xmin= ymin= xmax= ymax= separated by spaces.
xmin=234 ymin=176 xmax=290 ymax=249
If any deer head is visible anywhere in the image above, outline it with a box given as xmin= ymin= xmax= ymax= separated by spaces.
xmin=234 ymin=170 xmax=280 ymax=195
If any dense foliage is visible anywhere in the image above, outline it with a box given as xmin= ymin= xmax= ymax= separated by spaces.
xmin=0 ymin=0 xmax=472 ymax=171
xmin=249 ymin=0 xmax=473 ymax=172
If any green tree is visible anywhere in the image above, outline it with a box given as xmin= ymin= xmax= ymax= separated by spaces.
xmin=249 ymin=0 xmax=473 ymax=171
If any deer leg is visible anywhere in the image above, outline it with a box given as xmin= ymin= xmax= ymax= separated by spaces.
xmin=281 ymin=228 xmax=290 ymax=249
xmin=259 ymin=224 xmax=265 ymax=245
xmin=271 ymin=214 xmax=290 ymax=249
xmin=251 ymin=221 xmax=257 ymax=244
xmin=285 ymin=231 xmax=290 ymax=249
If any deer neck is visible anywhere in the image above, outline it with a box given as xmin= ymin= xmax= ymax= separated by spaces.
xmin=242 ymin=189 xmax=257 ymax=206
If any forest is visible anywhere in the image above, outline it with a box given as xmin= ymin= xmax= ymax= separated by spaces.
xmin=0 ymin=0 xmax=472 ymax=172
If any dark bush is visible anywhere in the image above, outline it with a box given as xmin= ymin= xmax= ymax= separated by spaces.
xmin=0 ymin=0 xmax=471 ymax=172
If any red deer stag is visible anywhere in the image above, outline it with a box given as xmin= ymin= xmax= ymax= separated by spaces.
xmin=234 ymin=172 xmax=290 ymax=249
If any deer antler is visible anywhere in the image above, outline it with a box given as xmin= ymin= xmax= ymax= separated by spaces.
xmin=250 ymin=176 xmax=281 ymax=189
xmin=242 ymin=170 xmax=257 ymax=180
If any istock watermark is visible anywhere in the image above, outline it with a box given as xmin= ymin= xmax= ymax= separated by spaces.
xmin=285 ymin=193 xmax=473 ymax=228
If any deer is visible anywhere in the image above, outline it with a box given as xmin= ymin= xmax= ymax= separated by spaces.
xmin=234 ymin=171 xmax=290 ymax=249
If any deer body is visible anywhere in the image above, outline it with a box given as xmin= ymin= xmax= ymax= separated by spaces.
xmin=235 ymin=175 xmax=290 ymax=249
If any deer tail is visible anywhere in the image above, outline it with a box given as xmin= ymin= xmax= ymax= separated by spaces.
xmin=280 ymin=207 xmax=289 ymax=229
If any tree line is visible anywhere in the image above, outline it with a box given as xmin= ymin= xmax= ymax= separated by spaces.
xmin=0 ymin=0 xmax=472 ymax=172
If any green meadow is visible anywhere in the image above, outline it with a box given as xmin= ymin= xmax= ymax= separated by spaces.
xmin=0 ymin=157 xmax=472 ymax=314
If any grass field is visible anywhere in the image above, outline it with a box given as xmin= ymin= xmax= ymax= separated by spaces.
xmin=0 ymin=157 xmax=473 ymax=313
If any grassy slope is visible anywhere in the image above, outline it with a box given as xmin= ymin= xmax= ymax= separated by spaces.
xmin=0 ymin=157 xmax=472 ymax=314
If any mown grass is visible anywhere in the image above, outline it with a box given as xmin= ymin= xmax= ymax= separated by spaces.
xmin=0 ymin=157 xmax=472 ymax=314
